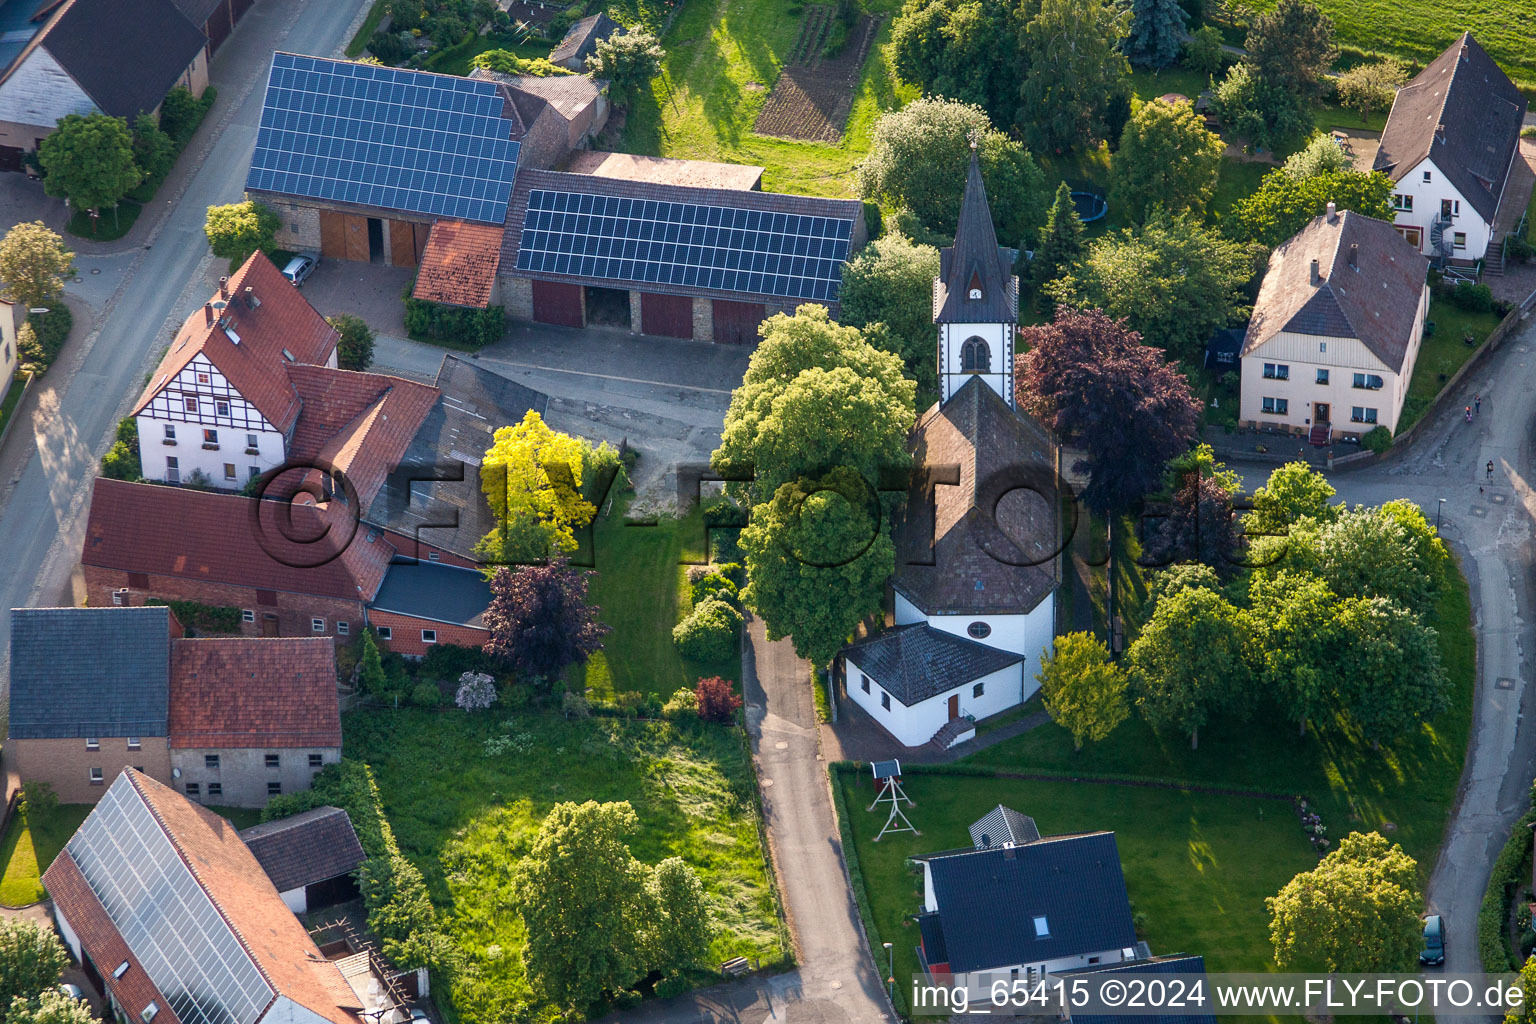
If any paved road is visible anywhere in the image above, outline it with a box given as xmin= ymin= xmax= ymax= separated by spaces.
xmin=0 ymin=0 xmax=367 ymax=684
xmin=1229 ymin=317 xmax=1536 ymax=977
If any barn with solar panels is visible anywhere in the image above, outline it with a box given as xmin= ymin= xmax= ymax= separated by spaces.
xmin=245 ymin=52 xmax=868 ymax=342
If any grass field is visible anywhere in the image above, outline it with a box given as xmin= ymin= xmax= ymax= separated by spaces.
xmin=423 ymin=36 xmax=552 ymax=77
xmin=837 ymin=767 xmax=1318 ymax=1014
xmin=576 ymin=499 xmax=739 ymax=700
xmin=0 ymin=374 xmax=26 ymax=443
xmin=971 ymin=560 xmax=1474 ymax=870
xmin=66 ymin=202 xmax=141 ymax=242
xmin=621 ymin=0 xmax=916 ymax=196
xmin=345 ymin=708 xmax=783 ymax=1022
xmin=345 ymin=0 xmax=389 ymax=57
xmin=1395 ymin=297 xmax=1505 ymax=434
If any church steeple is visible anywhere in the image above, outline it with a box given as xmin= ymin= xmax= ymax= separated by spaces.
xmin=934 ymin=143 xmax=1018 ymax=408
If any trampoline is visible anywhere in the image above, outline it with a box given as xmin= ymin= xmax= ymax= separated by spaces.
xmin=1072 ymin=191 xmax=1108 ymax=223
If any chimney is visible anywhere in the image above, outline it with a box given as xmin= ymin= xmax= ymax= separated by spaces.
xmin=218 ymin=276 xmax=229 ymax=301
xmin=244 ymin=285 xmax=259 ymax=310
xmin=1349 ymin=243 xmax=1358 ymax=268
xmin=1434 ymin=123 xmax=1446 ymax=144
xmin=1326 ymin=201 xmax=1337 ymax=222
xmin=203 ymin=303 xmax=213 ymax=326
xmin=1310 ymin=258 xmax=1321 ymax=283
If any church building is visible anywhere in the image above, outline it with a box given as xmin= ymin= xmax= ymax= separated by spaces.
xmin=841 ymin=147 xmax=1060 ymax=750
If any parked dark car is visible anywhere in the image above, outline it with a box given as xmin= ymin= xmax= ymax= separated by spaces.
xmin=1420 ymin=914 xmax=1444 ymax=965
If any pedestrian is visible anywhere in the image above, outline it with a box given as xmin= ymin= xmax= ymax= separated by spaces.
xmin=1476 ymin=393 xmax=1482 ymax=414
xmin=1488 ymin=460 xmax=1495 ymax=481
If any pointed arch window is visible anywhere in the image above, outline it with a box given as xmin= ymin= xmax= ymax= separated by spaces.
xmin=961 ymin=337 xmax=991 ymax=373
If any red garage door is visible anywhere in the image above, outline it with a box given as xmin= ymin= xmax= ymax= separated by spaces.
xmin=712 ymin=300 xmax=766 ymax=345
xmin=204 ymin=2 xmax=231 ymax=53
xmin=532 ymin=280 xmax=584 ymax=327
xmin=640 ymin=292 xmax=693 ymax=338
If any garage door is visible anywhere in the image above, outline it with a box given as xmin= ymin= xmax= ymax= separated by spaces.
xmin=389 ymin=220 xmax=425 ymax=267
xmin=640 ymin=292 xmax=692 ymax=338
xmin=319 ymin=210 xmax=369 ymax=261
xmin=204 ymin=2 xmax=231 ymax=52
xmin=531 ymin=280 xmax=584 ymax=327
xmin=712 ymin=300 xmax=766 ymax=345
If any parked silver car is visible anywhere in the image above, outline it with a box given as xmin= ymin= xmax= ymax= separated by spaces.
xmin=281 ymin=253 xmax=319 ymax=287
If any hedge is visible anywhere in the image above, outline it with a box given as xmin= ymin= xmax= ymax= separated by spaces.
xmin=402 ymin=289 xmax=505 ymax=349
xmin=20 ymin=306 xmax=72 ymax=374
xmin=144 ymin=598 xmax=241 ymax=634
xmin=1479 ymin=780 xmax=1536 ymax=971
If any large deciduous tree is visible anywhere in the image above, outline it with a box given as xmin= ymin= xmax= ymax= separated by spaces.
xmin=1334 ymin=60 xmax=1408 ymax=124
xmin=1045 ymin=213 xmax=1257 ymax=366
xmin=1209 ymin=62 xmax=1312 ymax=152
xmin=645 ymin=857 xmax=714 ymax=976
xmin=1028 ymin=182 xmax=1085 ymax=310
xmin=1246 ymin=571 xmax=1345 ymax=734
xmin=1281 ymin=132 xmax=1354 ymax=179
xmin=1231 ymin=168 xmax=1395 ymax=247
xmin=1119 ymin=0 xmax=1188 ymax=67
xmin=1247 ymin=461 xmax=1337 ymax=536
xmin=858 ymin=98 xmax=1046 ymax=242
xmin=586 ymin=29 xmax=663 ymax=100
xmin=1016 ymin=307 xmax=1199 ymax=516
xmin=0 ymin=920 xmax=68 ymax=1024
xmin=1142 ymin=467 xmax=1242 ymax=573
xmin=1336 ymin=595 xmax=1449 ymax=743
xmin=477 ymin=409 xmax=602 ymax=562
xmin=890 ymin=0 xmax=1028 ymax=126
xmin=1110 ymin=99 xmax=1224 ymax=222
xmin=1267 ymin=831 xmax=1422 ymax=971
xmin=1020 ymin=0 xmax=1132 ymax=153
xmin=482 ymin=559 xmax=609 ymax=686
xmin=327 ymin=313 xmax=375 ymax=371
xmin=38 ymin=113 xmax=141 ymax=214
xmin=1036 ymin=631 xmax=1131 ymax=749
xmin=1125 ymin=586 xmax=1251 ymax=748
xmin=8 ymin=991 xmax=95 ymax=1024
xmin=0 ymin=222 xmax=73 ymax=311
xmin=1243 ymin=0 xmax=1336 ymax=102
xmin=204 ymin=200 xmax=281 ymax=268
xmin=512 ymin=801 xmax=652 ymax=1008
xmin=838 ymin=232 xmax=942 ymax=398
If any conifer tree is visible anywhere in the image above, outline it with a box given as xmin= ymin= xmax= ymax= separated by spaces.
xmin=1029 ymin=183 xmax=1085 ymax=312
xmin=1121 ymin=0 xmax=1188 ymax=67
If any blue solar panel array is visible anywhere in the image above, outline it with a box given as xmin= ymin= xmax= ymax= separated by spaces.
xmin=515 ymin=189 xmax=854 ymax=301
xmin=246 ymin=53 xmax=521 ymax=224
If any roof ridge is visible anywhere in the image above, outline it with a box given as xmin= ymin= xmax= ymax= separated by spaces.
xmin=1319 ymin=219 xmax=1359 ymax=340
xmin=1427 ymin=34 xmax=1469 ymax=137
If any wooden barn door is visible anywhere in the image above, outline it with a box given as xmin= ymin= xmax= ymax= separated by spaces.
xmin=388 ymin=220 xmax=418 ymax=267
xmin=712 ymin=300 xmax=765 ymax=345
xmin=639 ymin=292 xmax=692 ymax=338
xmin=318 ymin=211 xmax=346 ymax=259
xmin=531 ymin=280 xmax=584 ymax=327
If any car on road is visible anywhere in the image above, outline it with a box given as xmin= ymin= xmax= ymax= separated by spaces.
xmin=1420 ymin=914 xmax=1445 ymax=965
xmin=281 ymin=253 xmax=319 ymax=287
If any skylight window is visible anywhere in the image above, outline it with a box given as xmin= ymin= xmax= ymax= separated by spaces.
xmin=1033 ymin=916 xmax=1050 ymax=938
xmin=114 ymin=961 xmax=131 ymax=978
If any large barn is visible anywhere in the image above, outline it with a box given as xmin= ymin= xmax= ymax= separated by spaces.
xmin=243 ymin=52 xmax=867 ymax=342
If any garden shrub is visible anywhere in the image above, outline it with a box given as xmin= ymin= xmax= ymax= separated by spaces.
xmin=715 ymin=561 xmax=746 ymax=588
xmin=420 ymin=642 xmax=498 ymax=681
xmin=455 ymin=670 xmax=498 ymax=710
xmin=673 ymin=598 xmax=742 ymax=661
xmin=409 ymin=680 xmax=441 ymax=707
xmin=1361 ymin=426 xmax=1393 ymax=453
xmin=695 ymin=675 xmax=742 ymax=723
xmin=20 ymin=306 xmax=72 ymax=373
xmin=144 ymin=598 xmax=241 ymax=634
xmin=1479 ymin=782 xmax=1536 ymax=970
xmin=403 ymin=290 xmax=505 ymax=348
xmin=100 ymin=416 xmax=141 ymax=481
xmin=662 ymin=687 xmax=699 ymax=717
xmin=691 ymin=571 xmax=738 ymax=607
xmin=561 ymin=689 xmax=591 ymax=718
xmin=703 ymin=494 xmax=747 ymax=527
xmin=158 ymin=86 xmax=216 ymax=148
xmin=1451 ymin=280 xmax=1494 ymax=313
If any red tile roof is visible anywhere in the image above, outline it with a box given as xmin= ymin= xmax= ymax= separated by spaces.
xmin=84 ymin=478 xmax=395 ymax=602
xmin=282 ymin=365 xmax=440 ymax=509
xmin=411 ymin=220 xmax=505 ymax=308
xmin=43 ymin=851 xmax=182 ymax=1024
xmin=169 ymin=637 xmax=341 ymax=749
xmin=132 ymin=253 xmax=340 ymax=434
xmin=130 ymin=772 xmax=362 ymax=1024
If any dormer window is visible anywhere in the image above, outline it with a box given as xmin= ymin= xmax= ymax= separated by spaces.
xmin=968 ymin=287 xmax=982 ymax=300
xmin=967 ymin=269 xmax=984 ymax=301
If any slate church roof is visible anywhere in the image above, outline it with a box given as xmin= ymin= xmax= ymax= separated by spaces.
xmin=1373 ymin=33 xmax=1525 ymax=223
xmin=843 ymin=623 xmax=1022 ymax=706
xmin=934 ymin=146 xmax=1017 ymax=324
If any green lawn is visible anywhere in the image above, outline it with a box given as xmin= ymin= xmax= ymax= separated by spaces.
xmin=344 ymin=707 xmax=783 ymax=1023
xmin=423 ymin=35 xmax=552 ymax=77
xmin=0 ymin=374 xmax=26 ymax=442
xmin=345 ymin=0 xmax=389 ymax=57
xmin=576 ymin=499 xmax=738 ymax=700
xmin=1395 ymin=297 xmax=1505 ymax=434
xmin=971 ymin=561 xmax=1475 ymax=871
xmin=66 ymin=202 xmax=141 ymax=241
xmin=0 ymin=803 xmax=91 ymax=906
xmin=1239 ymin=0 xmax=1536 ymax=91
xmin=837 ymin=767 xmax=1318 ymax=1015
xmin=620 ymin=0 xmax=916 ymax=196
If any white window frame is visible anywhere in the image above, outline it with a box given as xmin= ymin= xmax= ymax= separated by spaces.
xmin=127 ymin=737 xmax=140 ymax=750
xmin=312 ymin=617 xmax=325 ymax=632
xmin=215 ymin=400 xmax=230 ymax=417
xmin=164 ymin=424 xmax=176 ymax=440
xmin=422 ymin=628 xmax=438 ymax=644
xmin=85 ymin=737 xmax=99 ymax=751
xmin=242 ymin=609 xmax=255 ymax=623
xmin=337 ymin=620 xmax=349 ymax=635
xmin=89 ymin=767 xmax=104 ymax=784
xmin=377 ymin=626 xmax=392 ymax=640
xmin=1453 ymin=232 xmax=1467 ymax=250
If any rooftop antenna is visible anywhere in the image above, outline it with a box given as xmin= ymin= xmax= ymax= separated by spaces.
xmin=869 ymin=759 xmax=918 ymax=841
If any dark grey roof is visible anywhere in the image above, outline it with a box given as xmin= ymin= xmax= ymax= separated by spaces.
xmin=367 ymin=354 xmax=549 ymax=561
xmin=1203 ymin=327 xmax=1243 ymax=369
xmin=371 ymin=560 xmax=493 ymax=628
xmin=1063 ymin=955 xmax=1215 ymax=1024
xmin=1373 ymin=33 xmax=1525 ymax=223
xmin=43 ymin=0 xmax=207 ymax=119
xmin=935 ymin=148 xmax=1017 ymax=324
xmin=169 ymin=0 xmax=224 ymax=26
xmin=239 ymin=806 xmax=366 ymax=893
xmin=1241 ymin=211 xmax=1429 ymax=373
xmin=549 ymin=12 xmax=620 ymax=66
xmin=8 ymin=607 xmax=171 ymax=738
xmin=969 ymin=805 xmax=1040 ymax=849
xmin=922 ymin=832 xmax=1137 ymax=974
xmin=843 ymin=623 xmax=1022 ymax=706
xmin=916 ymin=912 xmax=948 ymax=967
xmin=894 ymin=378 xmax=1060 ymax=615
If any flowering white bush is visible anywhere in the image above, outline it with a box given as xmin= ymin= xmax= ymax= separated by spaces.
xmin=455 ymin=671 xmax=498 ymax=711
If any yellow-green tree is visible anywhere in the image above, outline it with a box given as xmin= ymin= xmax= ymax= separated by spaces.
xmin=1036 ymin=631 xmax=1130 ymax=750
xmin=479 ymin=410 xmax=596 ymax=563
xmin=1506 ymin=955 xmax=1536 ymax=1024
xmin=1267 ymin=831 xmax=1421 ymax=971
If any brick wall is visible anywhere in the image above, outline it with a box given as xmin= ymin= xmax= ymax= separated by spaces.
xmin=170 ymin=746 xmax=340 ymax=809
xmin=376 ymin=529 xmax=481 ymax=570
xmin=691 ymin=297 xmax=712 ymax=342
xmin=519 ymin=104 xmax=575 ymax=172
xmin=504 ymin=277 xmax=534 ymax=320
xmin=269 ymin=200 xmax=322 ymax=252
xmin=628 ymin=290 xmax=643 ymax=330
xmin=10 ymin=737 xmax=171 ymax=804
xmin=369 ymin=609 xmax=489 ymax=658
xmin=83 ymin=565 xmax=367 ymax=640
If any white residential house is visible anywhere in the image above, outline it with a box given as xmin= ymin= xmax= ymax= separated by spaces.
xmin=914 ymin=810 xmax=1140 ymax=999
xmin=1240 ymin=206 xmax=1430 ymax=442
xmin=1373 ymin=33 xmax=1528 ymax=268
xmin=132 ymin=252 xmax=339 ymax=489
xmin=0 ymin=298 xmax=21 ymax=383
xmin=839 ymin=146 xmax=1058 ymax=751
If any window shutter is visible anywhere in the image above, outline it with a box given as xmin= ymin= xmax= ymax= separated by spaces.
xmin=127 ymin=572 xmax=149 ymax=589
xmin=256 ymin=589 xmax=278 ymax=606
